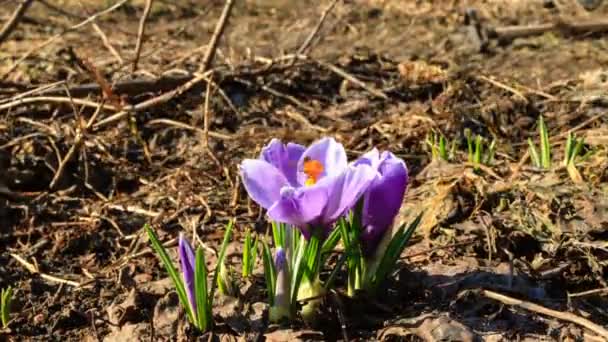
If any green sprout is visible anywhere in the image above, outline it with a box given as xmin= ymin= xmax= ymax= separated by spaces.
xmin=528 ymin=116 xmax=551 ymax=169
xmin=144 ymin=220 xmax=234 ymax=332
xmin=263 ymin=222 xmax=341 ymax=322
xmin=1 ymin=286 xmax=12 ymax=329
xmin=563 ymin=131 xmax=585 ymax=167
xmin=241 ymin=229 xmax=259 ymax=278
xmin=426 ymin=130 xmax=455 ymax=161
xmin=465 ymin=129 xmax=496 ymax=171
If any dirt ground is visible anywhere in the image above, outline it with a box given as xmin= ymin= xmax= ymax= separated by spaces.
xmin=1 ymin=0 xmax=608 ymax=341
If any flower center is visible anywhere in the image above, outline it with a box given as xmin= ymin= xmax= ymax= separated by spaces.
xmin=303 ymin=157 xmax=324 ymax=186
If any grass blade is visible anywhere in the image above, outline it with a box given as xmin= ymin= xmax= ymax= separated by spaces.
xmin=564 ymin=132 xmax=573 ymax=166
xmin=528 ymin=138 xmax=541 ymax=168
xmin=570 ymin=136 xmax=584 ymax=165
xmin=439 ymin=135 xmax=447 ymax=160
xmin=209 ymin=220 xmax=234 ymax=307
xmin=372 ymin=212 xmax=423 ymax=292
xmin=474 ymin=135 xmax=482 ymax=167
xmin=320 ymin=226 xmax=341 ymax=265
xmin=194 ymin=247 xmax=209 ymax=330
xmin=1 ymin=286 xmax=12 ymax=328
xmin=144 ymin=224 xmax=196 ymax=325
xmin=262 ymin=241 xmax=276 ymax=304
xmin=539 ymin=116 xmax=551 ymax=168
xmin=242 ymin=229 xmax=251 ymax=277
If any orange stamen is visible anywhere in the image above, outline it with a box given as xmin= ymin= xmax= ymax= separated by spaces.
xmin=303 ymin=157 xmax=323 ymax=186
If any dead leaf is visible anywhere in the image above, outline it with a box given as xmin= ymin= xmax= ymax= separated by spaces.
xmin=107 ymin=289 xmax=143 ymax=325
xmin=264 ymin=328 xmax=324 ymax=341
xmin=153 ymin=292 xmax=180 ymax=338
xmin=139 ymin=277 xmax=173 ymax=296
xmin=379 ymin=314 xmax=476 ymax=342
xmin=398 ymin=60 xmax=448 ymax=84
xmin=103 ymin=323 xmax=149 ymax=342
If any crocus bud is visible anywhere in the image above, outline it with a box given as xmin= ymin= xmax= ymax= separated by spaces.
xmin=178 ymin=233 xmax=197 ymax=318
xmin=269 ymin=247 xmax=290 ymax=322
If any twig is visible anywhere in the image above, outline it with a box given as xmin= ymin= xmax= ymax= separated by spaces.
xmin=0 ymin=96 xmax=118 ymax=112
xmin=295 ymin=0 xmax=340 ymax=56
xmin=0 ymin=0 xmax=129 ymax=80
xmin=133 ymin=0 xmax=153 ymax=72
xmin=0 ymin=0 xmax=35 ymax=46
xmin=146 ymin=118 xmax=232 ymax=140
xmin=92 ymin=23 xmax=124 ymax=64
xmin=312 ymin=58 xmax=388 ymax=99
xmin=32 ymin=75 xmax=194 ymax=98
xmin=0 ymin=80 xmax=65 ymax=104
xmin=568 ymin=287 xmax=608 ymax=298
xmin=10 ymin=253 xmax=81 ymax=287
xmin=489 ymin=19 xmax=608 ymax=40
xmin=201 ymin=74 xmax=221 ymax=167
xmin=200 ymin=0 xmax=234 ymax=73
xmin=92 ymin=70 xmax=213 ymax=129
xmin=480 ymin=289 xmax=608 ymax=339
xmin=476 ymin=75 xmax=528 ymax=103
xmin=202 ymin=74 xmax=212 ymax=148
xmin=49 ymin=97 xmax=104 ymax=190
xmin=93 ymin=0 xmax=234 ymax=130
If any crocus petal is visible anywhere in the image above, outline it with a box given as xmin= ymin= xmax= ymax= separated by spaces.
xmin=267 ymin=186 xmax=328 ymax=238
xmin=361 ymin=152 xmax=409 ymax=251
xmin=318 ymin=164 xmax=378 ymax=226
xmin=352 ymin=148 xmax=381 ymax=169
xmin=260 ymin=139 xmax=305 ymax=186
xmin=240 ymin=159 xmax=289 ymax=209
xmin=297 ymin=137 xmax=348 ymax=185
xmin=178 ymin=233 xmax=197 ymax=316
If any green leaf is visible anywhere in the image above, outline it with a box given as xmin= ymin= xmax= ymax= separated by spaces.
xmin=439 ymin=135 xmax=447 ymax=160
xmin=262 ymin=241 xmax=276 ymax=305
xmin=570 ymin=136 xmax=584 ymax=166
xmin=272 ymin=222 xmax=284 ymax=249
xmin=144 ymin=224 xmax=196 ymax=325
xmin=194 ymin=247 xmax=209 ymax=331
xmin=371 ymin=212 xmax=423 ymax=292
xmin=1 ymin=286 xmax=12 ymax=328
xmin=465 ymin=128 xmax=474 ymax=162
xmin=539 ymin=116 xmax=551 ymax=169
xmin=242 ymin=229 xmax=252 ymax=278
xmin=486 ymin=139 xmax=496 ymax=165
xmin=320 ymin=226 xmax=341 ymax=265
xmin=289 ymin=235 xmax=307 ymax=307
xmin=528 ymin=138 xmax=541 ymax=168
xmin=564 ymin=132 xmax=573 ymax=166
xmin=251 ymin=234 xmax=259 ymax=274
xmin=209 ymin=220 xmax=234 ymax=308
xmin=474 ymin=135 xmax=482 ymax=167
xmin=323 ymin=252 xmax=347 ymax=291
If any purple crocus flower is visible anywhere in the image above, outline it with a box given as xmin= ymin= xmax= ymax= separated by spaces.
xmin=353 ymin=149 xmax=409 ymax=254
xmin=240 ymin=137 xmax=376 ymax=239
xmin=178 ymin=233 xmax=196 ymax=316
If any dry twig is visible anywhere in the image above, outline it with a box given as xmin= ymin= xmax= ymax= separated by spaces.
xmin=295 ymin=0 xmax=341 ymax=56
xmin=93 ymin=0 xmax=235 ymax=130
xmin=10 ymin=253 xmax=81 ymax=287
xmin=200 ymin=0 xmax=234 ymax=73
xmin=133 ymin=0 xmax=153 ymax=72
xmin=1 ymin=0 xmax=129 ymax=80
xmin=92 ymin=23 xmax=124 ymax=64
xmin=0 ymin=0 xmax=35 ymax=46
xmin=480 ymin=289 xmax=608 ymax=340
